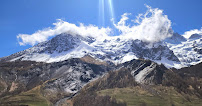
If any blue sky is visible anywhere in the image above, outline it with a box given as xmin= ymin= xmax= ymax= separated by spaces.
xmin=0 ymin=0 xmax=202 ymax=58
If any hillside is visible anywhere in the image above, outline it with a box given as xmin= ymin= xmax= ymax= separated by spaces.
xmin=72 ymin=60 xmax=202 ymax=106
xmin=0 ymin=57 xmax=202 ymax=106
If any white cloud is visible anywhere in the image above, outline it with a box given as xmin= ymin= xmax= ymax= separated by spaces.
xmin=17 ymin=19 xmax=111 ymax=46
xmin=19 ymin=5 xmax=201 ymax=46
xmin=182 ymin=28 xmax=202 ymax=39
xmin=114 ymin=5 xmax=173 ymax=42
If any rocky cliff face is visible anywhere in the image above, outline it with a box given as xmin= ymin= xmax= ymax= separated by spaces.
xmin=0 ymin=57 xmax=172 ymax=105
xmin=72 ymin=61 xmax=202 ymax=106
xmin=0 ymin=56 xmax=114 ymax=104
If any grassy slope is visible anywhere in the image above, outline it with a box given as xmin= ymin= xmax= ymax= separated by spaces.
xmin=97 ymin=86 xmax=202 ymax=106
xmin=0 ymin=85 xmax=51 ymax=106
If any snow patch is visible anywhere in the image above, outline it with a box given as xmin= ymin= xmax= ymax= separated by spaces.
xmin=134 ymin=63 xmax=156 ymax=83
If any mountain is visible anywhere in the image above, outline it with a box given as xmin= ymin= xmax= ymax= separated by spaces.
xmin=189 ymin=34 xmax=202 ymax=40
xmin=0 ymin=56 xmax=114 ymax=105
xmin=2 ymin=32 xmax=201 ymax=69
xmin=0 ymin=32 xmax=201 ymax=105
xmin=165 ymin=33 xmax=202 ymax=68
xmin=72 ymin=60 xmax=202 ymax=106
xmin=0 ymin=56 xmax=202 ymax=105
xmin=0 ymin=33 xmax=96 ymax=62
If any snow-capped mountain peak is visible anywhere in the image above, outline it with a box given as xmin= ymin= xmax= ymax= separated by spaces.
xmin=165 ymin=33 xmax=202 ymax=68
xmin=0 ymin=33 xmax=201 ymax=69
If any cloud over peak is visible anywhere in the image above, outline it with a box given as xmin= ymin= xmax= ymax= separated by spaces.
xmin=17 ymin=19 xmax=111 ymax=46
xmin=182 ymin=28 xmax=202 ymax=39
xmin=114 ymin=5 xmax=173 ymax=42
xmin=18 ymin=5 xmax=199 ymax=46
